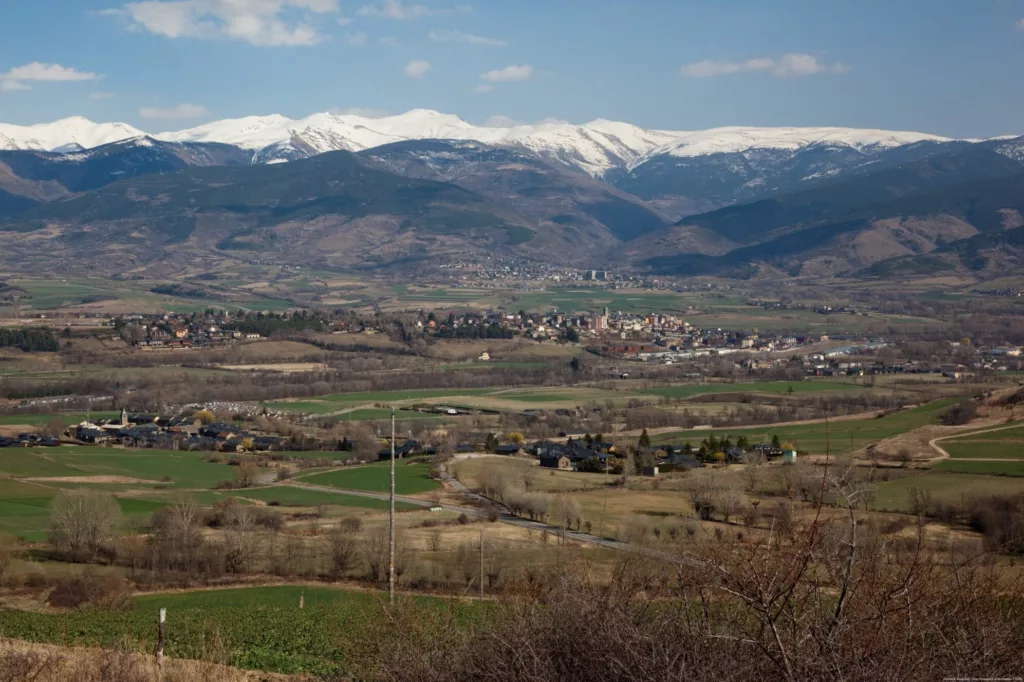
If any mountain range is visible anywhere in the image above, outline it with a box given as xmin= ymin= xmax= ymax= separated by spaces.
xmin=1 ymin=110 xmax=1022 ymax=279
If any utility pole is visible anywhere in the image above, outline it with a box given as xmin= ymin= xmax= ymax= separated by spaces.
xmin=388 ymin=406 xmax=396 ymax=605
xmin=479 ymin=528 xmax=485 ymax=599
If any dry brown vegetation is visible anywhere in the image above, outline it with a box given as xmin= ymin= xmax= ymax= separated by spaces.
xmin=0 ymin=639 xmax=300 ymax=682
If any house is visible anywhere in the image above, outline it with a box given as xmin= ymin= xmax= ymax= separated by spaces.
xmin=725 ymin=447 xmax=746 ymax=464
xmin=540 ymin=454 xmax=572 ymax=470
xmin=378 ymin=439 xmax=421 ymax=460
xmin=75 ymin=424 xmax=110 ymax=444
xmin=782 ymin=449 xmax=798 ymax=464
xmin=667 ymin=455 xmax=705 ymax=470
xmin=495 ymin=443 xmax=523 ymax=456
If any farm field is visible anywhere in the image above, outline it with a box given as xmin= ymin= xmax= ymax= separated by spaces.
xmin=0 ymin=585 xmax=473 ymax=676
xmin=943 ymin=441 xmax=1024 ymax=459
xmin=297 ymin=462 xmax=440 ymax=496
xmin=0 ymin=412 xmax=119 ymax=426
xmin=227 ymin=485 xmax=419 ymax=510
xmin=643 ymin=379 xmax=865 ymax=399
xmin=933 ymin=460 xmax=1024 ymax=476
xmin=873 ymin=472 xmax=1024 ymax=512
xmin=659 ymin=398 xmax=960 ymax=455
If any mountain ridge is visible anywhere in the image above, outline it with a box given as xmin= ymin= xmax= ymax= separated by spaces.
xmin=0 ymin=110 xmax=978 ymax=179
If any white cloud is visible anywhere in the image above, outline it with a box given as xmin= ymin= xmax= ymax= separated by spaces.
xmin=329 ymin=106 xmax=390 ymax=117
xmin=89 ymin=91 xmax=115 ymax=99
xmin=472 ymin=83 xmax=494 ymax=94
xmin=139 ymin=103 xmax=208 ymax=119
xmin=358 ymin=0 xmax=469 ymax=19
xmin=104 ymin=0 xmax=340 ymax=47
xmin=343 ymin=31 xmax=367 ymax=46
xmin=378 ymin=36 xmax=400 ymax=46
xmin=1 ymin=62 xmax=101 ymax=92
xmin=336 ymin=14 xmax=352 ymax=25
xmin=483 ymin=115 xmax=521 ymax=127
xmin=480 ymin=64 xmax=533 ymax=83
xmin=681 ymin=53 xmax=848 ymax=78
xmin=0 ymin=80 xmax=31 ymax=92
xmin=3 ymin=62 xmax=101 ymax=82
xmin=429 ymin=29 xmax=505 ymax=46
xmin=404 ymin=59 xmax=431 ymax=78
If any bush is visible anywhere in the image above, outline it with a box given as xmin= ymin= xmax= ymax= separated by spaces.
xmin=47 ymin=572 xmax=132 ymax=611
xmin=942 ymin=400 xmax=978 ymax=426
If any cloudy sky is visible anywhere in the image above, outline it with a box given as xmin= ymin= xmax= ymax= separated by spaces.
xmin=2 ymin=0 xmax=1023 ymax=136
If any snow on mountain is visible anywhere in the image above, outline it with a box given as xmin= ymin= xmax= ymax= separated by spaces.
xmin=0 ymin=116 xmax=146 ymax=152
xmin=0 ymin=110 xmax=978 ymax=179
xmin=639 ymin=126 xmax=953 ymax=165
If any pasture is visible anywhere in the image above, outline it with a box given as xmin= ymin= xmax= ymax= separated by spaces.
xmin=297 ymin=462 xmax=440 ymax=496
xmin=660 ymin=399 xmax=959 ymax=455
xmin=0 ymin=585 xmax=471 ymax=676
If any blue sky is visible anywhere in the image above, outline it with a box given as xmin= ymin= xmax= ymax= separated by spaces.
xmin=1 ymin=0 xmax=1023 ymax=136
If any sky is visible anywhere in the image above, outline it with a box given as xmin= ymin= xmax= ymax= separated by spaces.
xmin=1 ymin=0 xmax=1023 ymax=137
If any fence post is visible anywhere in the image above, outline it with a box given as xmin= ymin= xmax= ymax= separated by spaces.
xmin=156 ymin=608 xmax=166 ymax=668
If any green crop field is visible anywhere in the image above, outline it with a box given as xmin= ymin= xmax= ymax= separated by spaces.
xmin=933 ymin=460 xmax=1024 ymax=477
xmin=943 ymin=441 xmax=1024 ymax=460
xmin=227 ymin=485 xmax=418 ymax=510
xmin=874 ymin=472 xmax=1024 ymax=512
xmin=0 ymin=412 xmax=119 ymax=426
xmin=660 ymin=399 xmax=959 ymax=455
xmin=0 ymin=585 xmax=476 ymax=676
xmin=42 ymin=448 xmax=238 ymax=489
xmin=297 ymin=462 xmax=439 ymax=495
xmin=644 ymin=380 xmax=864 ymax=399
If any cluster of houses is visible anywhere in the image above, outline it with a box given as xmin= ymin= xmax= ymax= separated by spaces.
xmin=73 ymin=409 xmax=290 ymax=452
xmin=0 ymin=433 xmax=61 ymax=448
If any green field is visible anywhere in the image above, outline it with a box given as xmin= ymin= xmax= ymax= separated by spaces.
xmin=0 ymin=447 xmax=237 ymax=489
xmin=268 ymin=388 xmax=497 ymax=415
xmin=0 ymin=478 xmax=170 ymax=541
xmin=874 ymin=472 xmax=1024 ymax=512
xmin=0 ymin=412 xmax=119 ymax=426
xmin=227 ymin=485 xmax=418 ymax=510
xmin=943 ymin=441 xmax=1024 ymax=460
xmin=0 ymin=585 xmax=473 ymax=675
xmin=661 ymin=399 xmax=959 ymax=455
xmin=644 ymin=380 xmax=864 ymax=399
xmin=933 ymin=460 xmax=1024 ymax=477
xmin=298 ymin=462 xmax=439 ymax=495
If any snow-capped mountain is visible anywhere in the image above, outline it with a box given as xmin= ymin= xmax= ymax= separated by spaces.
xmin=0 ymin=109 xmax=968 ymax=178
xmin=0 ymin=116 xmax=146 ymax=152
xmin=638 ymin=126 xmax=953 ymax=163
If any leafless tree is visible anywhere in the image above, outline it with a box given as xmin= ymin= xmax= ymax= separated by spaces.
xmin=48 ymin=489 xmax=122 ymax=561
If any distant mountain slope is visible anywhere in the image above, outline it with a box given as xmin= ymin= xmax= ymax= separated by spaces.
xmin=860 ymin=226 xmax=1024 ymax=277
xmin=615 ymin=137 xmax=1021 ymax=221
xmin=360 ymin=139 xmax=668 ymax=245
xmin=0 ymin=137 xmax=252 ymax=195
xmin=645 ymin=164 xmax=1024 ymax=276
xmin=0 ymin=149 xmax=542 ymax=272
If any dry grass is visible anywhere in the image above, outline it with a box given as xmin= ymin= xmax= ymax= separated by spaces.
xmin=0 ymin=639 xmax=304 ymax=682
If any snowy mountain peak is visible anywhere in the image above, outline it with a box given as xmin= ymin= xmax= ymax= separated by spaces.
xmin=0 ymin=117 xmax=146 ymax=152
xmin=0 ymin=110 xmax=986 ymax=179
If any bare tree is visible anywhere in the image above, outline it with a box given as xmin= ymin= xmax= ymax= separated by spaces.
xmin=328 ymin=527 xmax=358 ymax=577
xmin=48 ymin=489 xmax=123 ymax=561
xmin=0 ymin=533 xmax=21 ymax=584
